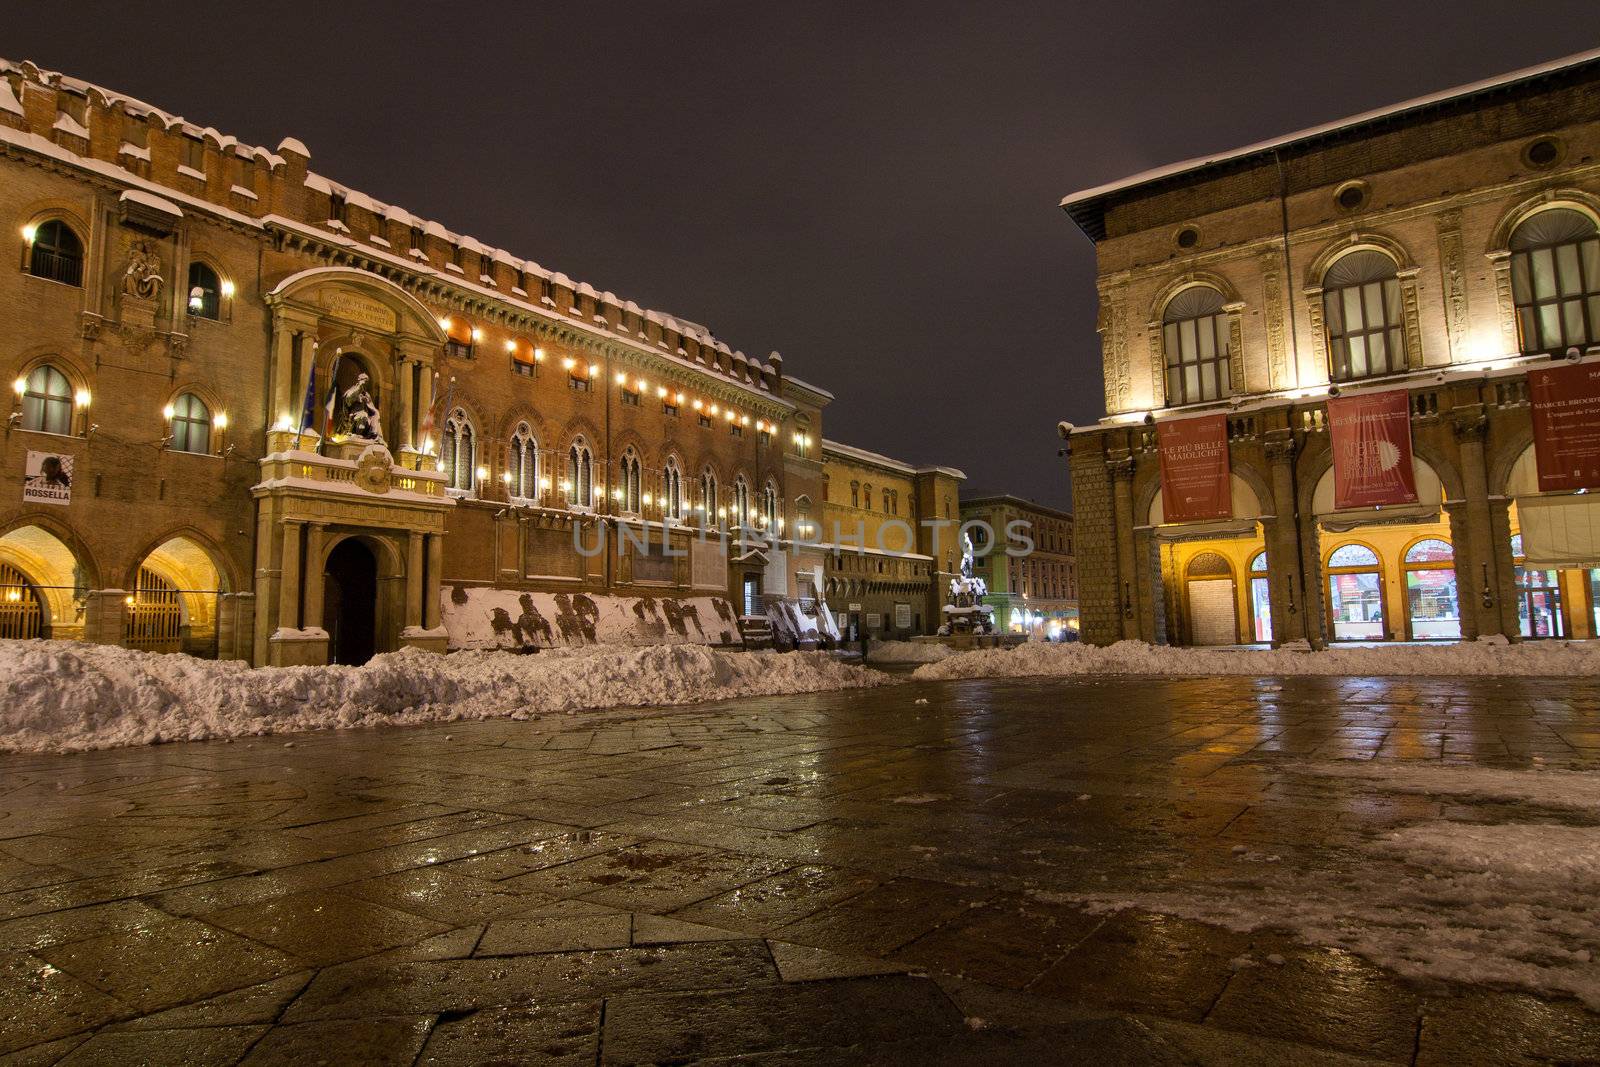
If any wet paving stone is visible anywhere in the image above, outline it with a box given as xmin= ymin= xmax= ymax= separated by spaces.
xmin=4 ymin=673 xmax=1600 ymax=1060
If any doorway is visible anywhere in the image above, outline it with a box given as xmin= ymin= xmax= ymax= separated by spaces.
xmin=741 ymin=573 xmax=762 ymax=617
xmin=324 ymin=539 xmax=378 ymax=665
xmin=1185 ymin=551 xmax=1237 ymax=646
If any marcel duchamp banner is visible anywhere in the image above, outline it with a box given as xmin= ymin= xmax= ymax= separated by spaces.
xmin=1328 ymin=390 xmax=1418 ymax=509
xmin=1157 ymin=413 xmax=1231 ymax=523
xmin=1529 ymin=362 xmax=1600 ymax=492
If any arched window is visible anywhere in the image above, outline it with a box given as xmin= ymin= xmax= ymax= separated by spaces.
xmin=26 ymin=220 xmax=84 ymax=286
xmin=1326 ymin=542 xmax=1385 ymax=642
xmin=186 ymin=261 xmax=222 ymax=319
xmin=1247 ymin=549 xmax=1271 ymax=642
xmin=699 ymin=467 xmax=719 ymax=524
xmin=440 ymin=408 xmax=475 ymax=492
xmin=795 ymin=496 xmax=815 ymax=539
xmin=566 ymin=438 xmax=594 ymax=508
xmin=617 ymin=448 xmax=641 ymax=513
xmin=1323 ymin=250 xmax=1404 ymax=381
xmin=1402 ymin=538 xmax=1459 ymax=640
xmin=662 ymin=457 xmax=684 ymax=519
xmin=850 ymin=481 xmax=859 ymax=508
xmin=862 ymin=482 xmax=873 ymax=512
xmin=1509 ymin=208 xmax=1600 ymax=354
xmin=882 ymin=487 xmax=891 ymax=514
xmin=1162 ymin=286 xmax=1231 ymax=405
xmin=763 ymin=481 xmax=780 ymax=531
xmin=168 ymin=392 xmax=211 ymax=454
xmin=509 ymin=422 xmax=537 ymax=501
xmin=734 ymin=476 xmax=751 ymax=528
xmin=19 ymin=365 xmax=75 ymax=435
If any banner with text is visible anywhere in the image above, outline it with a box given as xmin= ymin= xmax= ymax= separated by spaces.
xmin=22 ymin=450 xmax=72 ymax=507
xmin=1529 ymin=362 xmax=1600 ymax=492
xmin=1157 ymin=413 xmax=1232 ymax=523
xmin=1328 ymin=389 xmax=1418 ymax=509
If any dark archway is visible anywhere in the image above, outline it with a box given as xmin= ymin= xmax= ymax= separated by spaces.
xmin=324 ymin=539 xmax=378 ymax=665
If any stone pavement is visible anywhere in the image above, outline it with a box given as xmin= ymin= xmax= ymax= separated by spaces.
xmin=3 ymin=673 xmax=1600 ymax=1064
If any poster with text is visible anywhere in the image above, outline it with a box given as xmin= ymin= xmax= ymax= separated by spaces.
xmin=1328 ymin=390 xmax=1418 ymax=509
xmin=1157 ymin=413 xmax=1231 ymax=523
xmin=22 ymin=450 xmax=72 ymax=507
xmin=1529 ymin=362 xmax=1600 ymax=492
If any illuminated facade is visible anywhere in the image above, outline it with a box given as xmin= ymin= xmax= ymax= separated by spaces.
xmin=0 ymin=57 xmax=836 ymax=664
xmin=1062 ymin=50 xmax=1600 ymax=647
xmin=959 ymin=495 xmax=1077 ymax=637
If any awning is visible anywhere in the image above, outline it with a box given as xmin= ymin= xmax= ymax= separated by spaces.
xmin=1516 ymin=493 xmax=1600 ymax=567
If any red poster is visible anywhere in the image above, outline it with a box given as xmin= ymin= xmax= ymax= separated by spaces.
xmin=1328 ymin=390 xmax=1418 ymax=509
xmin=1157 ymin=414 xmax=1231 ymax=523
xmin=1529 ymin=362 xmax=1600 ymax=492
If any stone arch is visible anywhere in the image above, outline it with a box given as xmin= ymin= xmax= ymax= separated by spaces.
xmin=1146 ymin=270 xmax=1243 ymax=322
xmin=268 ymin=266 xmax=448 ymax=346
xmin=0 ymin=515 xmax=98 ymax=639
xmin=1490 ymin=430 xmax=1538 ymax=497
xmin=1486 ymin=188 xmax=1600 ymax=254
xmin=315 ymin=529 xmax=406 ymax=577
xmin=0 ymin=511 xmax=101 ymax=589
xmin=1136 ymin=452 xmax=1273 ymax=527
xmin=20 ymin=199 xmax=93 ymax=252
xmin=1304 ymin=230 xmax=1416 ymax=288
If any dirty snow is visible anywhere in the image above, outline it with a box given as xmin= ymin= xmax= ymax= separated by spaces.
xmin=1058 ymin=760 xmax=1600 ymax=1009
xmin=0 ymin=640 xmax=891 ymax=754
xmin=865 ymin=639 xmax=953 ymax=665
xmin=913 ymin=637 xmax=1600 ymax=679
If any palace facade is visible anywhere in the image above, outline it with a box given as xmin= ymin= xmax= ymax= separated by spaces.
xmin=959 ymin=495 xmax=1077 ymax=638
xmin=1063 ymin=49 xmax=1600 ymax=647
xmin=0 ymin=58 xmax=851 ymax=665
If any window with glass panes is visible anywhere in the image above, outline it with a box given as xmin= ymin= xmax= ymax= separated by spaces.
xmin=1161 ymin=286 xmax=1231 ymax=405
xmin=20 ymin=365 xmax=73 ymax=435
xmin=509 ymin=424 xmax=537 ymax=500
xmin=1510 ymin=208 xmax=1600 ymax=354
xmin=440 ymin=410 xmax=475 ymax=492
xmin=1323 ymin=250 xmax=1404 ymax=381
xmin=170 ymin=393 xmax=211 ymax=454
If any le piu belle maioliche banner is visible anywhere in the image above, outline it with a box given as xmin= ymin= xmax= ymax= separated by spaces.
xmin=1157 ymin=413 xmax=1232 ymax=523
xmin=1328 ymin=389 xmax=1419 ymax=510
xmin=1529 ymin=361 xmax=1600 ymax=492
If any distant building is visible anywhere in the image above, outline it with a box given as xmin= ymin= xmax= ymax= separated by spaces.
xmin=818 ymin=440 xmax=965 ymax=640
xmin=960 ymin=495 xmax=1077 ymax=638
xmin=1061 ymin=49 xmax=1600 ymax=647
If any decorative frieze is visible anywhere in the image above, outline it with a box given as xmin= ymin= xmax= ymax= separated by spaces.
xmin=1436 ymin=211 xmax=1469 ymax=362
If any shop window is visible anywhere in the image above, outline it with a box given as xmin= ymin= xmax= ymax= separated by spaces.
xmin=1511 ymin=534 xmax=1565 ymax=638
xmin=1324 ymin=250 xmax=1405 ymax=381
xmin=18 ymin=364 xmax=74 ymax=435
xmin=1509 ymin=208 xmax=1599 ymax=355
xmin=1161 ymin=285 xmax=1231 ymax=405
xmin=25 ymin=219 xmax=84 ymax=286
xmin=1248 ymin=550 xmax=1271 ymax=642
xmin=1402 ymin=538 xmax=1461 ymax=640
xmin=1326 ymin=542 xmax=1385 ymax=641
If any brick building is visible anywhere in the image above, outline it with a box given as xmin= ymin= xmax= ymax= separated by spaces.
xmin=0 ymin=57 xmax=849 ymax=665
xmin=1062 ymin=49 xmax=1600 ymax=647
xmin=818 ymin=440 xmax=965 ymax=640
xmin=959 ymin=495 xmax=1077 ymax=638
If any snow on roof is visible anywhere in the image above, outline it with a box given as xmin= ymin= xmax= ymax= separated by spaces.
xmin=119 ymin=187 xmax=183 ymax=218
xmin=0 ymin=78 xmax=22 ymax=117
xmin=1060 ymin=45 xmax=1600 ymax=220
xmin=277 ymin=136 xmax=309 ymax=158
xmin=821 ymin=438 xmax=964 ymax=480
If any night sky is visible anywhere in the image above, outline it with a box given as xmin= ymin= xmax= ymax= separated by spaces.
xmin=13 ymin=4 xmax=1595 ymax=507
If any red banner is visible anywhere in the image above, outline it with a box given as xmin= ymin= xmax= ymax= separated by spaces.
xmin=1529 ymin=362 xmax=1600 ymax=492
xmin=1157 ymin=414 xmax=1231 ymax=523
xmin=1328 ymin=390 xmax=1418 ymax=509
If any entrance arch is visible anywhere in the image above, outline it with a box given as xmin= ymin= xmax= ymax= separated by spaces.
xmin=126 ymin=533 xmax=232 ymax=656
xmin=1185 ymin=551 xmax=1238 ymax=646
xmin=324 ymin=538 xmax=379 ymax=665
xmin=0 ymin=522 xmax=92 ymax=640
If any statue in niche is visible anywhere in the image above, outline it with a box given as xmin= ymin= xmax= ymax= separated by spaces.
xmin=122 ymin=241 xmax=163 ymax=301
xmin=340 ymin=372 xmax=384 ymax=443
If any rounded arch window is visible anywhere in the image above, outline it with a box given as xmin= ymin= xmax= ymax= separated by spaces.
xmin=168 ymin=392 xmax=212 ymax=454
xmin=1402 ymin=538 xmax=1460 ymax=639
xmin=1326 ymin=542 xmax=1385 ymax=641
xmin=18 ymin=364 xmax=74 ymax=435
xmin=1327 ymin=543 xmax=1380 ymax=568
xmin=1249 ymin=551 xmax=1268 ymax=573
xmin=509 ymin=422 xmax=538 ymax=501
xmin=1323 ymin=250 xmax=1404 ymax=382
xmin=1186 ymin=551 xmax=1231 ymax=578
xmin=186 ymin=261 xmax=222 ymax=319
xmin=1403 ymin=538 xmax=1453 ymax=565
xmin=27 ymin=220 xmax=84 ymax=286
xmin=440 ymin=408 xmax=475 ymax=492
xmin=1161 ymin=285 xmax=1231 ymax=406
xmin=1508 ymin=208 xmax=1599 ymax=355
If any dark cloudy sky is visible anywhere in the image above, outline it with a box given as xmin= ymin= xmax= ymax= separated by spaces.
xmin=14 ymin=3 xmax=1595 ymax=506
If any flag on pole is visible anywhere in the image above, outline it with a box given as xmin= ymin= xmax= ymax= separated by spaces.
xmin=294 ymin=343 xmax=318 ymax=450
xmin=321 ymin=350 xmax=344 ymax=446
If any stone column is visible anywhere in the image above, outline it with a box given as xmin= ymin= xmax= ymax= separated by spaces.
xmin=405 ymin=530 xmax=424 ymax=629
xmin=1452 ymin=406 xmax=1512 ymax=639
xmin=1487 ymin=497 xmax=1522 ymax=641
xmin=302 ymin=524 xmax=327 ymax=630
xmin=1109 ymin=453 xmax=1138 ymax=640
xmin=1264 ymin=434 xmax=1308 ymax=646
xmin=397 ymin=357 xmax=416 ymax=452
xmin=424 ymin=533 xmax=443 ymax=630
xmin=278 ymin=521 xmax=304 ymax=632
xmin=82 ymin=589 xmax=129 ymax=649
xmin=269 ymin=322 xmax=297 ymax=431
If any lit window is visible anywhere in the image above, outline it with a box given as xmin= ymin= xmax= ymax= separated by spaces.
xmin=440 ymin=408 xmax=475 ymax=492
xmin=169 ymin=392 xmax=212 ymax=454
xmin=1162 ymin=285 xmax=1231 ymax=404
xmin=663 ymin=458 xmax=684 ymax=519
xmin=509 ymin=423 xmax=538 ymax=501
xmin=1323 ymin=251 xmax=1405 ymax=382
xmin=26 ymin=220 xmax=84 ymax=287
xmin=618 ymin=449 xmax=642 ymax=513
xmin=186 ymin=261 xmax=222 ymax=319
xmin=699 ymin=468 xmax=719 ymax=525
xmin=734 ymin=477 xmax=751 ymax=528
xmin=1510 ymin=208 xmax=1600 ymax=355
xmin=19 ymin=365 xmax=73 ymax=435
xmin=567 ymin=439 xmax=594 ymax=508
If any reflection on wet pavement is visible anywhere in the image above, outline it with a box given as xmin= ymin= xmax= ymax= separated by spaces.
xmin=2 ymin=673 xmax=1599 ymax=1062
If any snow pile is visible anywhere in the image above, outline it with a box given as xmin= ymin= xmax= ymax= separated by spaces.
xmin=913 ymin=637 xmax=1600 ymax=679
xmin=1065 ymin=760 xmax=1600 ymax=1009
xmin=0 ymin=640 xmax=891 ymax=753
xmin=866 ymin=640 xmax=954 ymax=665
